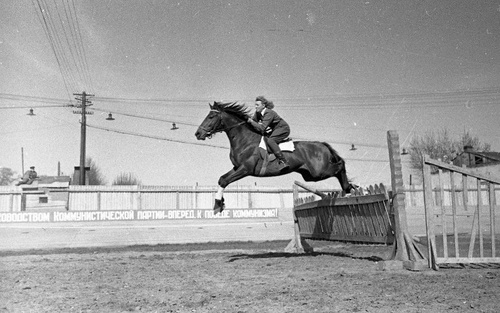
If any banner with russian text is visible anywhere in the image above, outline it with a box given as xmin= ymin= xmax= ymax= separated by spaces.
xmin=0 ymin=208 xmax=279 ymax=223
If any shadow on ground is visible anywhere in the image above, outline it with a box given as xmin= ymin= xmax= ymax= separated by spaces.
xmin=228 ymin=251 xmax=385 ymax=263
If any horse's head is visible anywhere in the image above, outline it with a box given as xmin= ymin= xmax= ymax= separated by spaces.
xmin=195 ymin=102 xmax=224 ymax=140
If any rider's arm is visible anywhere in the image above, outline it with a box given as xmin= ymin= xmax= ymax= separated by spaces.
xmin=247 ymin=111 xmax=277 ymax=135
xmin=247 ymin=118 xmax=266 ymax=134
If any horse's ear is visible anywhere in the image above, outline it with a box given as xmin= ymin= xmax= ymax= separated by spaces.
xmin=209 ymin=103 xmax=213 ymax=109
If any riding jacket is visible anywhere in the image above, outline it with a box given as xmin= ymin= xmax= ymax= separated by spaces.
xmin=248 ymin=108 xmax=290 ymax=138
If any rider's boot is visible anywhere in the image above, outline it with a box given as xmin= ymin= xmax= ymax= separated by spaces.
xmin=275 ymin=152 xmax=289 ymax=169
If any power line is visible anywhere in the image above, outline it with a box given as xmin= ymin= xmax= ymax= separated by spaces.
xmin=31 ymin=0 xmax=94 ymax=97
xmin=3 ymin=87 xmax=500 ymax=109
xmin=90 ymin=108 xmax=199 ymax=127
xmin=3 ymin=90 xmax=498 ymax=149
xmin=0 ymin=104 xmax=70 ymax=110
xmin=31 ymin=0 xmax=74 ymax=98
xmin=86 ymin=123 xmax=229 ymax=149
xmin=95 ymin=88 xmax=500 ymax=110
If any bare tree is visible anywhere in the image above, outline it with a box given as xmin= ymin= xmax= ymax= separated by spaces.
xmin=408 ymin=129 xmax=491 ymax=172
xmin=86 ymin=156 xmax=107 ymax=185
xmin=113 ymin=172 xmax=141 ymax=185
xmin=0 ymin=167 xmax=16 ymax=185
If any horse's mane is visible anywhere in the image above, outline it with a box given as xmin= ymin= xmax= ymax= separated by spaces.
xmin=214 ymin=101 xmax=253 ymax=120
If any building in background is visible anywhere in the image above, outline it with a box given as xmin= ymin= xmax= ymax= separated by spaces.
xmin=452 ymin=145 xmax=500 ymax=178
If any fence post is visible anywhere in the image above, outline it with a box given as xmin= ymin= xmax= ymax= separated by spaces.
xmin=137 ymin=186 xmax=142 ymax=210
xmin=386 ymin=130 xmax=427 ymax=270
xmin=21 ymin=193 xmax=26 ymax=212
xmin=285 ymin=183 xmax=313 ymax=253
xmin=9 ymin=193 xmax=14 ymax=212
xmin=422 ymin=155 xmax=439 ymax=270
xmin=97 ymin=191 xmax=101 ymax=211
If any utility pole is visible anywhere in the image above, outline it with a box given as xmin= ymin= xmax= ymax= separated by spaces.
xmin=21 ymin=147 xmax=25 ymax=175
xmin=73 ymin=91 xmax=94 ymax=185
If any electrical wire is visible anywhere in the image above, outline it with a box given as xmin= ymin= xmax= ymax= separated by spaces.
xmin=31 ymin=0 xmax=94 ymax=97
xmin=86 ymin=123 xmax=229 ymax=149
xmin=2 ymin=88 xmax=498 ymax=150
xmin=90 ymin=107 xmax=199 ymax=127
xmin=3 ymin=87 xmax=500 ymax=109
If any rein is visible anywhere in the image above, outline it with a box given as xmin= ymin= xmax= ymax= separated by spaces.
xmin=200 ymin=110 xmax=246 ymax=137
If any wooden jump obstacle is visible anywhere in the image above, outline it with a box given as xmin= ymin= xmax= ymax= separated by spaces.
xmin=423 ymin=156 xmax=500 ymax=270
xmin=287 ymin=131 xmax=427 ymax=270
xmin=293 ymin=182 xmax=394 ymax=244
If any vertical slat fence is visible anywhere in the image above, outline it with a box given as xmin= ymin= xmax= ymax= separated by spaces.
xmin=293 ymin=184 xmax=394 ymax=244
xmin=422 ymin=155 xmax=500 ymax=269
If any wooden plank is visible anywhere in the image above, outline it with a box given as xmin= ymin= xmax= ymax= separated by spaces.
xmin=478 ymin=180 xmax=484 ymax=258
xmin=294 ymin=193 xmax=388 ymax=212
xmin=358 ymin=204 xmax=371 ymax=236
xmin=467 ymin=205 xmax=478 ymax=259
xmin=429 ymin=238 xmax=439 ymax=270
xmin=294 ymin=181 xmax=328 ymax=199
xmin=362 ymin=203 xmax=377 ymax=237
xmin=424 ymin=158 xmax=500 ymax=184
xmin=368 ymin=185 xmax=375 ymax=194
xmin=322 ymin=207 xmax=332 ymax=234
xmin=371 ymin=201 xmax=386 ymax=236
xmin=430 ymin=212 xmax=494 ymax=218
xmin=329 ymin=208 xmax=339 ymax=236
xmin=477 ymin=180 xmax=484 ymax=258
xmin=450 ymin=171 xmax=459 ymax=258
xmin=301 ymin=232 xmax=389 ymax=244
xmin=337 ymin=206 xmax=350 ymax=238
xmin=293 ymin=183 xmax=394 ymax=244
xmin=377 ymin=201 xmax=391 ymax=239
xmin=438 ymin=169 xmax=448 ymax=259
xmin=462 ymin=171 xmax=468 ymax=211
xmin=422 ymin=157 xmax=438 ymax=269
xmin=468 ymin=178 xmax=480 ymax=258
xmin=488 ymin=183 xmax=496 ymax=257
xmin=436 ymin=257 xmax=500 ymax=264
xmin=319 ymin=206 xmax=329 ymax=233
xmin=348 ymin=204 xmax=360 ymax=236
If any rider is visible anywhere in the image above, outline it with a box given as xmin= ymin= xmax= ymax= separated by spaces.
xmin=246 ymin=96 xmax=290 ymax=169
xmin=16 ymin=166 xmax=38 ymax=186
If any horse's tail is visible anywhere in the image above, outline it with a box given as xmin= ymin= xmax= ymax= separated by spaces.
xmin=322 ymin=142 xmax=357 ymax=193
xmin=321 ymin=142 xmax=344 ymax=167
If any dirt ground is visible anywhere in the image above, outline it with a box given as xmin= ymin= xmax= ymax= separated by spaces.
xmin=1 ymin=240 xmax=499 ymax=313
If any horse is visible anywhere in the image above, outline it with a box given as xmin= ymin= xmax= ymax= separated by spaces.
xmin=195 ymin=101 xmax=357 ymax=213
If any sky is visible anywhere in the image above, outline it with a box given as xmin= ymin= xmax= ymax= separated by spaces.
xmin=1 ymin=0 xmax=499 ymax=189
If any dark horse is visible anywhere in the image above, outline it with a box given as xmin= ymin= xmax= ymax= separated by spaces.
xmin=195 ymin=101 xmax=356 ymax=213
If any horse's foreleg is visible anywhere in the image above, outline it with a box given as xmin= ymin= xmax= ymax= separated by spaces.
xmin=214 ymin=166 xmax=249 ymax=214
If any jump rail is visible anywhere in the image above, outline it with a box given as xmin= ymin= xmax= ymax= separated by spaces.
xmin=286 ymin=131 xmax=428 ymax=271
xmin=293 ymin=183 xmax=394 ymax=244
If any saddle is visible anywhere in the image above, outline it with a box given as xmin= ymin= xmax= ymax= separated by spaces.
xmin=258 ymin=137 xmax=295 ymax=154
xmin=257 ymin=137 xmax=295 ymax=175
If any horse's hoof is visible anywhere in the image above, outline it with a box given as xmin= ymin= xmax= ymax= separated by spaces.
xmin=347 ymin=183 xmax=359 ymax=194
xmin=213 ymin=198 xmax=225 ymax=214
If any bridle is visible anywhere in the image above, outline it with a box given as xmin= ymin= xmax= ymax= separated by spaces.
xmin=199 ymin=109 xmax=246 ymax=138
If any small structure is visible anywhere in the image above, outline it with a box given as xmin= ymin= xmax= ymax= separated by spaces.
xmin=21 ymin=176 xmax=71 ymax=211
xmin=72 ymin=166 xmax=90 ymax=185
xmin=452 ymin=145 xmax=500 ymax=177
